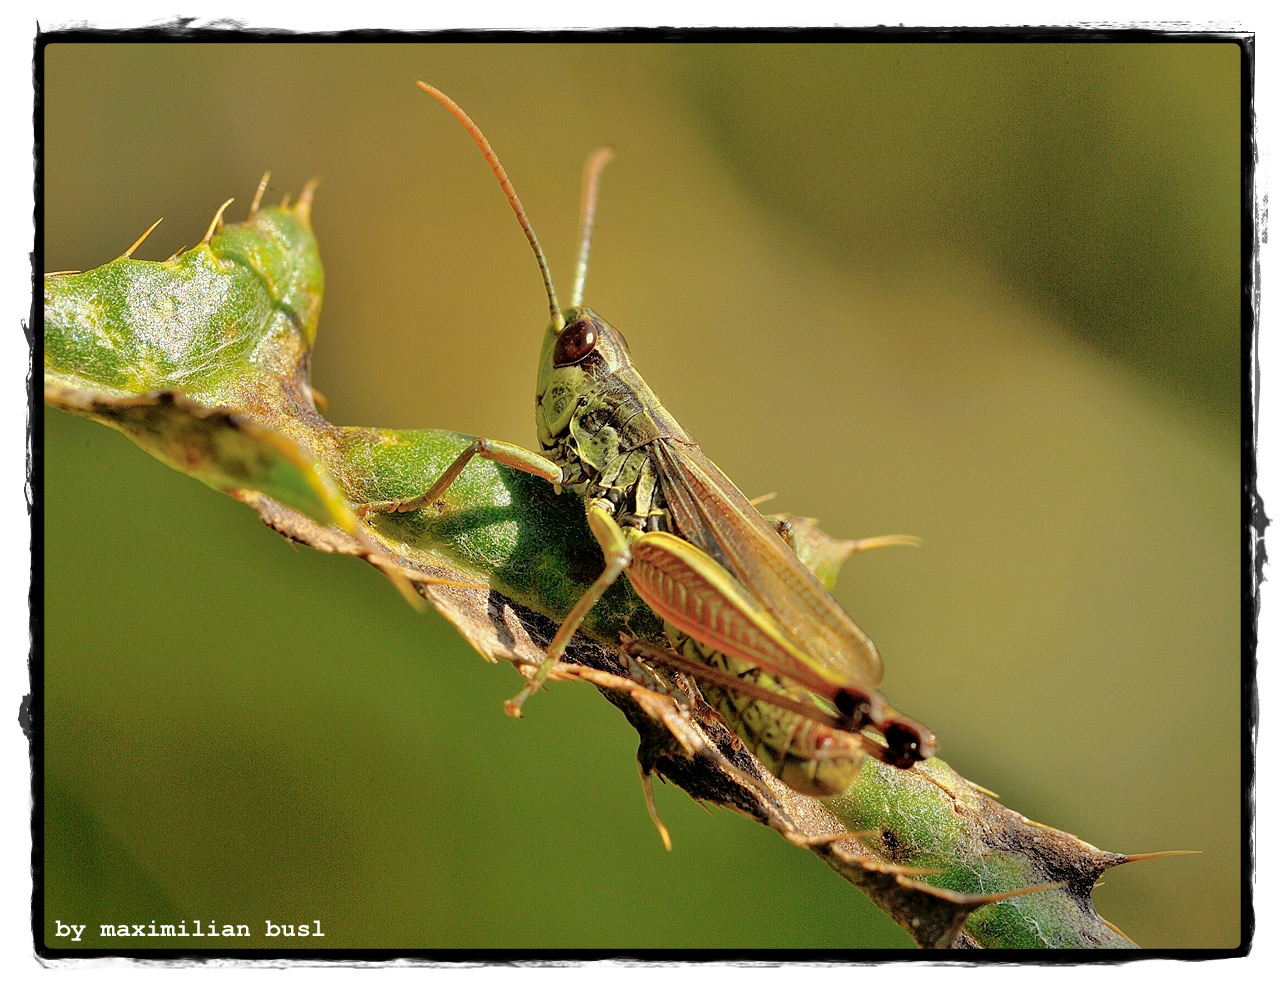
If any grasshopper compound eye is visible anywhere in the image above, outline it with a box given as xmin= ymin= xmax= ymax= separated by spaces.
xmin=553 ymin=317 xmax=598 ymax=366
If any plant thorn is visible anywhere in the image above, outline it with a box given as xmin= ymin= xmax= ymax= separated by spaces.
xmin=249 ymin=171 xmax=271 ymax=217
xmin=123 ymin=217 xmax=164 ymax=259
xmin=640 ymin=765 xmax=673 ymax=851
xmin=296 ymin=177 xmax=320 ymax=223
xmin=846 ymin=534 xmax=924 ymax=554
xmin=1123 ymin=849 xmax=1201 ymax=864
xmin=201 ymin=199 xmax=235 ymax=246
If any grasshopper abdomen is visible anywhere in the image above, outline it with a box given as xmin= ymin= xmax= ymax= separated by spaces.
xmin=670 ymin=633 xmax=868 ymax=798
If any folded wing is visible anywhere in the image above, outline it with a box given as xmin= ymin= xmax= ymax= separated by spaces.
xmin=652 ymin=437 xmax=884 ymax=689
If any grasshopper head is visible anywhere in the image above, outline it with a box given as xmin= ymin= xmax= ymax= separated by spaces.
xmin=535 ymin=306 xmax=637 ymax=449
xmin=537 ymin=305 xmax=633 ymax=395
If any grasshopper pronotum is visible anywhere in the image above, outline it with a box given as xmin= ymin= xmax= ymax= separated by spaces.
xmin=360 ymin=84 xmax=937 ymax=796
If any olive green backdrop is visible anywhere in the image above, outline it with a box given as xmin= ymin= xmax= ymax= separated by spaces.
xmin=42 ymin=41 xmax=1243 ymax=950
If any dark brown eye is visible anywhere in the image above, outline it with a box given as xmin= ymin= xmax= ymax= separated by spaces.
xmin=553 ymin=318 xmax=597 ymax=367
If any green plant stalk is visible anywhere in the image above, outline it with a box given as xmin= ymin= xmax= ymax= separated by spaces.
xmin=43 ymin=193 xmax=1165 ymax=949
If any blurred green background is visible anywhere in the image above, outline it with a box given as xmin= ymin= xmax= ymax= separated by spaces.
xmin=42 ymin=42 xmax=1242 ymax=949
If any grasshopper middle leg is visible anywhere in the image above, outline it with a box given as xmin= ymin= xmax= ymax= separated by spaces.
xmin=504 ymin=499 xmax=632 ymax=715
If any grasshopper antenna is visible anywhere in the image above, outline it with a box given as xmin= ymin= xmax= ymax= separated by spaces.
xmin=570 ymin=146 xmax=615 ymax=307
xmin=416 ymin=82 xmax=562 ymax=327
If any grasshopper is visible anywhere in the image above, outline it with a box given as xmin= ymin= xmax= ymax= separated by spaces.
xmin=360 ymin=84 xmax=937 ymax=796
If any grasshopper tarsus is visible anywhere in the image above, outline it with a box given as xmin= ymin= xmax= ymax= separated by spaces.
xmin=356 ymin=497 xmax=420 ymax=518
xmin=502 ymin=694 xmax=527 ymax=718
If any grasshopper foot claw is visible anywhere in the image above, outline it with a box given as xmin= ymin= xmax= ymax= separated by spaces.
xmin=356 ymin=499 xmax=400 ymax=519
xmin=504 ymin=675 xmax=545 ymax=718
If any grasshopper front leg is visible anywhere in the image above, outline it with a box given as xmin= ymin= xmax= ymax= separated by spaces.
xmin=356 ymin=437 xmax=563 ymax=517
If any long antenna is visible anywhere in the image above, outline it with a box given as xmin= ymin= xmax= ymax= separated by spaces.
xmin=416 ymin=82 xmax=561 ymax=326
xmin=570 ymin=146 xmax=615 ymax=307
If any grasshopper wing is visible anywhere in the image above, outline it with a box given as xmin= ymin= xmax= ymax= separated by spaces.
xmin=652 ymin=438 xmax=884 ymax=689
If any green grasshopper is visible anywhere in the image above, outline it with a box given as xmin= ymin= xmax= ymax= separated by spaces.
xmin=360 ymin=83 xmax=937 ymax=796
